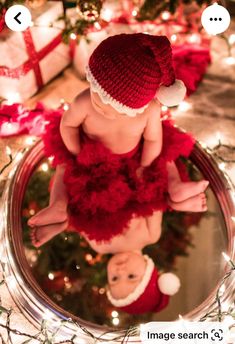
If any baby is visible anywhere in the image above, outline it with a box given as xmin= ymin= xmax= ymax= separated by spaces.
xmin=29 ymin=33 xmax=208 ymax=246
xmin=102 ymin=212 xmax=180 ymax=314
xmin=87 ymin=211 xmax=180 ymax=314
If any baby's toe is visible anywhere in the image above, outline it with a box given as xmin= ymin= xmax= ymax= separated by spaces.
xmin=30 ymin=227 xmax=39 ymax=245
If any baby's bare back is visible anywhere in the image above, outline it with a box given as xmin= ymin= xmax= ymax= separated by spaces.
xmin=79 ymin=89 xmax=150 ymax=154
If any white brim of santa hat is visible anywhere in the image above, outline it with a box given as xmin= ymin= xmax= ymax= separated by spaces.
xmin=106 ymin=255 xmax=155 ymax=307
xmin=85 ymin=65 xmax=149 ymax=117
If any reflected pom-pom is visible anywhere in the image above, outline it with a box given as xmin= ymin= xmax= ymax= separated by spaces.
xmin=158 ymin=272 xmax=181 ymax=295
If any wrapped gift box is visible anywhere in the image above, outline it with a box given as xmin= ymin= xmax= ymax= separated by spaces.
xmin=73 ymin=28 xmax=109 ymax=79
xmin=0 ymin=1 xmax=71 ymax=101
xmin=73 ymin=19 xmax=135 ymax=79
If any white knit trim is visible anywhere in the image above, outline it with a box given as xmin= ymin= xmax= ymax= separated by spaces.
xmin=106 ymin=255 xmax=155 ymax=307
xmin=85 ymin=65 xmax=149 ymax=117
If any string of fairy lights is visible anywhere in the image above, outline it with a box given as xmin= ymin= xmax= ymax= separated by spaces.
xmin=0 ymin=112 xmax=235 ymax=342
xmin=0 ymin=250 xmax=234 ymax=342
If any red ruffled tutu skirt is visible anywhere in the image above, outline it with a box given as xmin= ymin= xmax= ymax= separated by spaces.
xmin=43 ymin=110 xmax=195 ymax=242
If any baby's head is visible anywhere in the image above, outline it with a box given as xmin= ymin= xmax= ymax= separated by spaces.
xmin=106 ymin=252 xmax=180 ymax=314
xmin=86 ymin=33 xmax=186 ymax=118
xmin=107 ymin=251 xmax=147 ymax=299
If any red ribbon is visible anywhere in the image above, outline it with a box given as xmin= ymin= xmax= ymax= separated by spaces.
xmin=0 ymin=29 xmax=63 ymax=89
xmin=0 ymin=9 xmax=6 ymax=33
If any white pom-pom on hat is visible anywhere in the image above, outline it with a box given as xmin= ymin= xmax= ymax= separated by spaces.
xmin=158 ymin=272 xmax=181 ymax=296
xmin=156 ymin=79 xmax=186 ymax=107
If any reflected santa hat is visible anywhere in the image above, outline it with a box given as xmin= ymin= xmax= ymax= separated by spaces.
xmin=86 ymin=33 xmax=186 ymax=117
xmin=106 ymin=255 xmax=180 ymax=314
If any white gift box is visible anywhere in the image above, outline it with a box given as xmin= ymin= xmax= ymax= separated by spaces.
xmin=0 ymin=1 xmax=71 ymax=102
xmin=73 ymin=21 xmax=135 ymax=79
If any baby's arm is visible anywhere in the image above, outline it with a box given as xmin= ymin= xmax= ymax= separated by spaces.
xmin=145 ymin=211 xmax=163 ymax=243
xmin=140 ymin=100 xmax=162 ymax=168
xmin=60 ymin=92 xmax=87 ymax=155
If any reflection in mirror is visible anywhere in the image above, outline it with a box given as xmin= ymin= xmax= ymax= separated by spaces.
xmin=22 ymin=157 xmax=227 ymax=328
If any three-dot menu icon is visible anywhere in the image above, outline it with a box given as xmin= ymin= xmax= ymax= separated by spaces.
xmin=201 ymin=3 xmax=231 ymax=35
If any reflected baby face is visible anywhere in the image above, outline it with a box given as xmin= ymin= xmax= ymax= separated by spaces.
xmin=107 ymin=252 xmax=146 ymax=299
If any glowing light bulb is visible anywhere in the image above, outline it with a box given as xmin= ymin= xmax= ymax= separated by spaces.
xmin=6 ymin=276 xmax=17 ymax=289
xmin=219 ymin=283 xmax=226 ymax=296
xmin=225 ymin=57 xmax=235 ymax=65
xmin=6 ymin=146 xmax=12 ymax=156
xmin=223 ymin=315 xmax=234 ymax=326
xmin=171 ymin=34 xmax=177 ymax=42
xmin=48 ymin=273 xmax=54 ymax=280
xmin=15 ymin=151 xmax=23 ymax=162
xmin=1 ymin=122 xmax=20 ymax=135
xmin=63 ymin=103 xmax=69 ymax=111
xmin=112 ymin=317 xmax=119 ymax=326
xmin=188 ymin=33 xmax=200 ymax=44
xmin=43 ymin=309 xmax=54 ymax=321
xmin=132 ymin=9 xmax=137 ymax=16
xmin=70 ymin=33 xmax=77 ymax=40
xmin=228 ymin=34 xmax=235 ymax=45
xmin=221 ymin=300 xmax=230 ymax=312
xmin=111 ymin=310 xmax=119 ymax=318
xmin=231 ymin=216 xmax=235 ymax=222
xmin=178 ymin=101 xmax=191 ymax=112
xmin=200 ymin=141 xmax=207 ymax=149
xmin=162 ymin=11 xmax=170 ymax=20
xmin=216 ymin=132 xmax=222 ymax=143
xmin=94 ymin=22 xmax=101 ymax=30
xmin=161 ymin=105 xmax=168 ymax=112
xmin=5 ymin=92 xmax=21 ymax=105
xmin=0 ymin=246 xmax=7 ymax=264
xmin=41 ymin=163 xmax=49 ymax=172
xmin=219 ymin=162 xmax=226 ymax=171
xmin=85 ymin=254 xmax=93 ymax=262
xmin=29 ymin=209 xmax=35 ymax=216
xmin=222 ymin=252 xmax=230 ymax=262
xmin=101 ymin=8 xmax=113 ymax=22
xmin=25 ymin=137 xmax=35 ymax=145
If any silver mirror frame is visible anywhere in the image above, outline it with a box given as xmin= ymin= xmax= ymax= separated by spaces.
xmin=0 ymin=139 xmax=234 ymax=342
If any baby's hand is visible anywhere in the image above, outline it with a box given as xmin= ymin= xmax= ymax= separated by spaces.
xmin=136 ymin=166 xmax=145 ymax=179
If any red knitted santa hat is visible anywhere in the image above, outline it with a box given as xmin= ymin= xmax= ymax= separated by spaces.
xmin=106 ymin=255 xmax=180 ymax=314
xmin=86 ymin=33 xmax=186 ymax=117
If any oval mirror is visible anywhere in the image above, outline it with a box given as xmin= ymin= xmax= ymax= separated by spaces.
xmin=0 ymin=140 xmax=234 ymax=342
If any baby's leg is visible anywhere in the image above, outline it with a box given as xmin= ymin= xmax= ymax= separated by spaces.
xmin=167 ymin=161 xmax=209 ymax=203
xmin=168 ymin=193 xmax=207 ymax=212
xmin=28 ymin=165 xmax=68 ymax=227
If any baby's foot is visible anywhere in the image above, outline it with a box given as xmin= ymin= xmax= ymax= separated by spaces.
xmin=169 ymin=193 xmax=207 ymax=212
xmin=168 ymin=180 xmax=209 ymax=203
xmin=28 ymin=203 xmax=67 ymax=228
xmin=30 ymin=220 xmax=68 ymax=248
